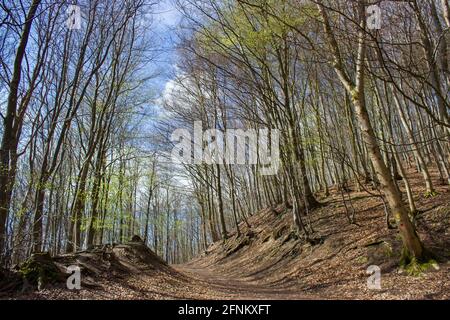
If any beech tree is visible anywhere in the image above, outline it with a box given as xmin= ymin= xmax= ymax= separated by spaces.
xmin=0 ymin=0 xmax=448 ymax=268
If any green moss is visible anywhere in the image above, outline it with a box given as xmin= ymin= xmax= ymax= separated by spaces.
xmin=19 ymin=253 xmax=61 ymax=289
xmin=400 ymin=247 xmax=438 ymax=276
xmin=382 ymin=242 xmax=394 ymax=258
xmin=350 ymin=89 xmax=359 ymax=101
xmin=402 ymin=258 xmax=438 ymax=276
xmin=423 ymin=191 xmax=438 ymax=198
xmin=356 ymin=256 xmax=368 ymax=264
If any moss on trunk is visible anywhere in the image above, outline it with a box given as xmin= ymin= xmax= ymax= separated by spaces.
xmin=400 ymin=247 xmax=438 ymax=276
xmin=19 ymin=252 xmax=64 ymax=290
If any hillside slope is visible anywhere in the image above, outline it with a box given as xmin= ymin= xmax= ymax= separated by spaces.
xmin=181 ymin=169 xmax=450 ymax=299
xmin=1 ymin=170 xmax=449 ymax=300
xmin=1 ymin=238 xmax=188 ymax=299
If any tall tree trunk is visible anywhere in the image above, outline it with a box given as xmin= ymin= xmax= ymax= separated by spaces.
xmin=0 ymin=0 xmax=41 ymax=262
xmin=215 ymin=164 xmax=228 ymax=240
xmin=317 ymin=0 xmax=425 ymax=261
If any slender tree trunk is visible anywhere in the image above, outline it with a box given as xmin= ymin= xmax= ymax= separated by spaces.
xmin=0 ymin=0 xmax=41 ymax=262
xmin=317 ymin=0 xmax=425 ymax=261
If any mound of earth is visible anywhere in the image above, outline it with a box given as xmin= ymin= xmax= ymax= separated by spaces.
xmin=0 ymin=236 xmax=187 ymax=299
xmin=2 ymin=169 xmax=449 ymax=300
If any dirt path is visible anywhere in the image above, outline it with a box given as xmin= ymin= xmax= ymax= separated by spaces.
xmin=173 ymin=264 xmax=317 ymax=300
xmin=7 ymin=170 xmax=449 ymax=300
xmin=7 ymin=244 xmax=318 ymax=300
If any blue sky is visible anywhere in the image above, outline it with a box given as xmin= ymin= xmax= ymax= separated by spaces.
xmin=131 ymin=0 xmax=183 ymax=147
xmin=150 ymin=0 xmax=182 ymax=95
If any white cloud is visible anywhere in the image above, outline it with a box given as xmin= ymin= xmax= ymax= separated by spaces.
xmin=156 ymin=0 xmax=181 ymax=27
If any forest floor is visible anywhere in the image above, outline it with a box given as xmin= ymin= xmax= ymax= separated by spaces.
xmin=2 ymin=168 xmax=449 ymax=300
xmin=179 ymin=168 xmax=450 ymax=299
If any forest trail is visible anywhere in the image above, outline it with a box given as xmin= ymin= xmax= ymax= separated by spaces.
xmin=2 ymin=169 xmax=449 ymax=300
xmin=2 ymin=243 xmax=318 ymax=300
xmin=172 ymin=168 xmax=450 ymax=300
xmin=2 ymin=0 xmax=450 ymax=303
xmin=173 ymin=264 xmax=317 ymax=300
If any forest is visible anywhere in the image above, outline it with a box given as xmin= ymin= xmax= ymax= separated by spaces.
xmin=0 ymin=0 xmax=449 ymax=301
